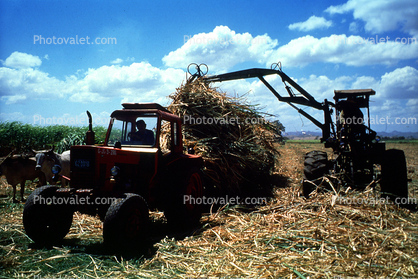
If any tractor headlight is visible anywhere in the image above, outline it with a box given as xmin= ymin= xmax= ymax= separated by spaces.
xmin=110 ymin=166 xmax=120 ymax=176
xmin=52 ymin=164 xmax=62 ymax=174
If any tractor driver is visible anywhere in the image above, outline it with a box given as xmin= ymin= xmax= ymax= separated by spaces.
xmin=130 ymin=120 xmax=155 ymax=145
xmin=338 ymin=98 xmax=365 ymax=137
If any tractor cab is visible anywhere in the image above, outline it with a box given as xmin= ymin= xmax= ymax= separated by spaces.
xmin=106 ymin=103 xmax=183 ymax=154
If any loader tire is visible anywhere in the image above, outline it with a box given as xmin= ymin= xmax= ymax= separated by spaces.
xmin=381 ymin=149 xmax=408 ymax=203
xmin=302 ymin=151 xmax=329 ymax=198
xmin=23 ymin=185 xmax=74 ymax=245
xmin=103 ymin=193 xmax=149 ymax=251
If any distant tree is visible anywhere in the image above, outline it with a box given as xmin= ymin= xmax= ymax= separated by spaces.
xmin=270 ymin=120 xmax=285 ymax=143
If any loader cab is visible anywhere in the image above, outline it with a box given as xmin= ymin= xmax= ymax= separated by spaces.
xmin=334 ymin=89 xmax=375 ymax=132
xmin=332 ymin=89 xmax=383 ymax=162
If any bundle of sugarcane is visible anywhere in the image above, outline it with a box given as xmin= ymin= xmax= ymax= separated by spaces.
xmin=163 ymin=79 xmax=279 ymax=199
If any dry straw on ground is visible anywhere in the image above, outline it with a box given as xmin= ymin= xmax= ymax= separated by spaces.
xmin=144 ymin=186 xmax=418 ymax=278
xmin=162 ymin=78 xmax=278 ymax=198
xmin=1 ymin=151 xmax=417 ymax=278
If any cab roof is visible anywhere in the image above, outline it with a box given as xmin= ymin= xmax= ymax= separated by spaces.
xmin=334 ymin=89 xmax=375 ymax=99
xmin=110 ymin=103 xmax=179 ymax=122
xmin=121 ymin=103 xmax=169 ymax=112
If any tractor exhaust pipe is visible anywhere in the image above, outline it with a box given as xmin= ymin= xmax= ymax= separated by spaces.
xmin=85 ymin=111 xmax=95 ymax=145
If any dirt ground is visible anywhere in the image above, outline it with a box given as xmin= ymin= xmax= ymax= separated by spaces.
xmin=275 ymin=142 xmax=418 ymax=199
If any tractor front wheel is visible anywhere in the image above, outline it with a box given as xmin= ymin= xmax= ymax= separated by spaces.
xmin=23 ymin=186 xmax=74 ymax=245
xmin=103 ymin=193 xmax=149 ymax=250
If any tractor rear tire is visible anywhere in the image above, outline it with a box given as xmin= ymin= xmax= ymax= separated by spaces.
xmin=381 ymin=149 xmax=408 ymax=203
xmin=23 ymin=185 xmax=74 ymax=245
xmin=103 ymin=193 xmax=149 ymax=250
xmin=302 ymin=151 xmax=329 ymax=198
xmin=164 ymin=169 xmax=204 ymax=227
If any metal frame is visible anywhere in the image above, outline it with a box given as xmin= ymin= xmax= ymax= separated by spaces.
xmin=201 ymin=65 xmax=335 ymax=144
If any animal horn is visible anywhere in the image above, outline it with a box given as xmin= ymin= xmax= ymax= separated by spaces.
xmin=7 ymin=149 xmax=16 ymax=158
xmin=47 ymin=145 xmax=55 ymax=154
xmin=0 ymin=149 xmax=15 ymax=165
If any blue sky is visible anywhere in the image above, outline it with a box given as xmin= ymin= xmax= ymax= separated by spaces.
xmin=0 ymin=0 xmax=417 ymax=134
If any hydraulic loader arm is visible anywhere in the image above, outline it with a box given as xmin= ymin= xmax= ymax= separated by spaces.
xmin=199 ymin=64 xmax=335 ymax=142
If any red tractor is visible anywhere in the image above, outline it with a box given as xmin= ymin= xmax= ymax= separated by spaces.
xmin=23 ymin=103 xmax=204 ymax=248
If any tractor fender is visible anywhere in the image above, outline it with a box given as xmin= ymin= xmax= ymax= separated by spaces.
xmin=166 ymin=153 xmax=204 ymax=172
xmin=150 ymin=153 xmax=204 ymax=208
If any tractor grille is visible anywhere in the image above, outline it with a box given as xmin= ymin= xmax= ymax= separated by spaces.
xmin=70 ymin=147 xmax=96 ymax=189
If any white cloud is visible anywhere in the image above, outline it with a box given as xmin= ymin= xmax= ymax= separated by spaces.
xmin=110 ymin=57 xmax=135 ymax=65
xmin=298 ymin=74 xmax=353 ymax=100
xmin=325 ymin=0 xmax=418 ymax=36
xmin=164 ymin=25 xmax=417 ymax=71
xmin=162 ymin=25 xmax=278 ymax=73
xmin=68 ymin=62 xmax=185 ymax=104
xmin=0 ymin=67 xmax=67 ymax=104
xmin=406 ymin=98 xmax=418 ymax=107
xmin=269 ymin=34 xmax=418 ymax=67
xmin=350 ymin=76 xmax=379 ymax=90
xmin=2 ymin=51 xmax=42 ymax=69
xmin=110 ymin=58 xmax=123 ymax=64
xmin=349 ymin=22 xmax=360 ymax=33
xmin=377 ymin=100 xmax=404 ymax=115
xmin=379 ymin=66 xmax=418 ymax=99
xmin=288 ymin=16 xmax=333 ymax=32
xmin=0 ymin=54 xmax=186 ymax=105
xmin=0 ymin=111 xmax=27 ymax=122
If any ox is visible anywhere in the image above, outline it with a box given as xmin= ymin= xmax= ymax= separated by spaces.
xmin=0 ymin=152 xmax=46 ymax=203
xmin=33 ymin=149 xmax=70 ymax=186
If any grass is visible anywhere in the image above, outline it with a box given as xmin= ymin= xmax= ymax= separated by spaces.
xmin=284 ymin=139 xmax=322 ymax=144
xmin=0 ymin=142 xmax=417 ymax=278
